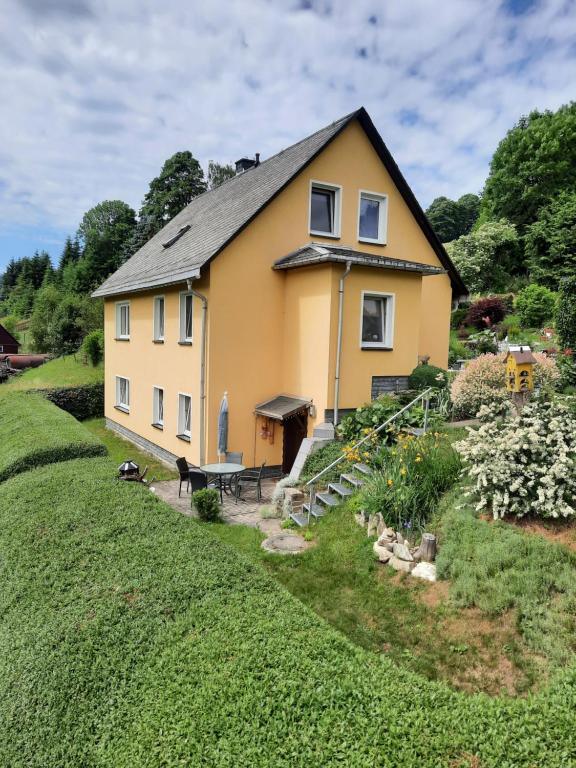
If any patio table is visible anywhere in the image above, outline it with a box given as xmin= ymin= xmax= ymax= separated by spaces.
xmin=200 ymin=462 xmax=245 ymax=503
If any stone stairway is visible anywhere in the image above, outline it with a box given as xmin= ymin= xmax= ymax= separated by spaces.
xmin=290 ymin=462 xmax=373 ymax=527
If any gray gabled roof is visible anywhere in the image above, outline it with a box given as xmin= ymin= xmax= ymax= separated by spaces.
xmin=92 ymin=112 xmax=356 ymax=297
xmin=273 ymin=243 xmax=445 ymax=275
xmin=93 ymin=107 xmax=466 ymax=298
xmin=254 ymin=395 xmax=311 ymax=420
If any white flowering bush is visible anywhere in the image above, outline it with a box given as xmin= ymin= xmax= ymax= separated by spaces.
xmin=456 ymin=398 xmax=576 ymax=519
xmin=450 ymin=352 xmax=560 ymax=418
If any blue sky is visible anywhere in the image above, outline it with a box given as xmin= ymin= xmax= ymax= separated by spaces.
xmin=0 ymin=0 xmax=575 ymax=271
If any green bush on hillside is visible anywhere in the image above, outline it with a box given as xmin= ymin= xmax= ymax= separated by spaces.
xmin=515 ymin=284 xmax=557 ymax=328
xmin=0 ymin=391 xmax=106 ymax=481
xmin=41 ymin=382 xmax=104 ymax=421
xmin=193 ymin=488 xmax=221 ymax=521
xmin=408 ymin=364 xmax=447 ymax=390
xmin=557 ymin=277 xmax=576 ymax=351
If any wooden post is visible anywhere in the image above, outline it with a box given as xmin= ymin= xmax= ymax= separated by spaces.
xmin=415 ymin=533 xmax=437 ymax=562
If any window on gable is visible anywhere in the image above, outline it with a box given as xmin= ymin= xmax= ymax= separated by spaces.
xmin=361 ymin=293 xmax=394 ymax=349
xmin=115 ymin=376 xmax=130 ymax=411
xmin=178 ymin=393 xmax=192 ymax=438
xmin=310 ymin=182 xmax=341 ymax=237
xmin=153 ymin=296 xmax=165 ymax=341
xmin=179 ymin=293 xmax=193 ymax=342
xmin=115 ymin=301 xmax=130 ymax=339
xmin=358 ymin=192 xmax=387 ymax=244
xmin=153 ymin=386 xmax=164 ymax=427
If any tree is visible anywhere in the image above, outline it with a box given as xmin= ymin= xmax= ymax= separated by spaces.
xmin=77 ymin=200 xmax=136 ymax=288
xmin=207 ymin=160 xmax=235 ymax=190
xmin=480 ymin=103 xmax=576 ymax=232
xmin=426 ymin=194 xmax=480 ymax=242
xmin=514 ymin=284 xmax=557 ymax=328
xmin=445 ymin=220 xmax=519 ymax=293
xmin=29 ymin=284 xmax=63 ymax=352
xmin=139 ymin=151 xmax=206 ymax=234
xmin=525 ymin=191 xmax=576 ymax=289
xmin=557 ymin=277 xmax=576 ymax=351
xmin=58 ymin=236 xmax=82 ymax=273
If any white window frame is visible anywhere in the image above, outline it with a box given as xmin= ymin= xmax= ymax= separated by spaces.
xmin=152 ymin=386 xmax=164 ymax=427
xmin=359 ymin=291 xmax=395 ymax=349
xmin=357 ymin=190 xmax=388 ymax=245
xmin=309 ymin=180 xmax=342 ymax=239
xmin=153 ymin=295 xmax=165 ymax=341
xmin=115 ymin=301 xmax=130 ymax=340
xmin=115 ymin=375 xmax=130 ymax=411
xmin=179 ymin=292 xmax=193 ymax=343
xmin=177 ymin=392 xmax=192 ymax=439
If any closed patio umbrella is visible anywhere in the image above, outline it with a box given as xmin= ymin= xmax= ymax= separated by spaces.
xmin=217 ymin=391 xmax=229 ymax=459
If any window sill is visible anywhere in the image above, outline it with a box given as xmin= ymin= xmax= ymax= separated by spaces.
xmin=358 ymin=237 xmax=386 ymax=246
xmin=176 ymin=433 xmax=191 ymax=442
xmin=152 ymin=339 xmax=164 ymax=344
xmin=310 ymin=230 xmax=340 ymax=240
xmin=114 ymin=405 xmax=130 ymax=414
xmin=151 ymin=422 xmax=164 ymax=430
xmin=178 ymin=340 xmax=193 ymax=346
xmin=114 ymin=337 xmax=130 ymax=342
xmin=361 ymin=345 xmax=393 ymax=351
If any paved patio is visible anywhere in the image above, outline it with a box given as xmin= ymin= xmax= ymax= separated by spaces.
xmin=151 ymin=476 xmax=285 ymax=536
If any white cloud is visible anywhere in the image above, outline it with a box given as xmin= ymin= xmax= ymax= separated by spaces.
xmin=0 ymin=0 xmax=574 ymax=241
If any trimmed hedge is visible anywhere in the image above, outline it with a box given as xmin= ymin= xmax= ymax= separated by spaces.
xmin=0 ymin=458 xmax=575 ymax=765
xmin=0 ymin=391 xmax=107 ymax=482
xmin=41 ymin=382 xmax=104 ymax=420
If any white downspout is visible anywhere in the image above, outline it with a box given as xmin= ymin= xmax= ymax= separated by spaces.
xmin=187 ymin=278 xmax=207 ymax=466
xmin=333 ymin=261 xmax=352 ymax=427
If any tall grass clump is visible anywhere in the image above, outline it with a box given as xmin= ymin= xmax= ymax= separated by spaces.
xmin=357 ymin=432 xmax=461 ymax=532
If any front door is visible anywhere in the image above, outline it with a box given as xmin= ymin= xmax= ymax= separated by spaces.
xmin=282 ymin=411 xmax=308 ymax=474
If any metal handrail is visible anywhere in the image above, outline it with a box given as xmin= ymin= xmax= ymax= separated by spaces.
xmin=305 ymin=387 xmax=433 ymax=521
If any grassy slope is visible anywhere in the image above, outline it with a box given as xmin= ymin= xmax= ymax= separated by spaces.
xmin=0 ymin=391 xmax=107 ymax=481
xmin=83 ymin=418 xmax=178 ymax=481
xmin=3 ymin=354 xmax=103 ymax=391
xmin=0 ymin=459 xmax=576 ymax=766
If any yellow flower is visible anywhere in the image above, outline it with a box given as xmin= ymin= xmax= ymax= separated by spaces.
xmin=400 ymin=467 xmax=407 ymax=476
xmin=391 ymin=450 xmax=397 ymax=456
xmin=415 ymin=455 xmax=422 ymax=463
xmin=387 ymin=479 xmax=393 ymax=487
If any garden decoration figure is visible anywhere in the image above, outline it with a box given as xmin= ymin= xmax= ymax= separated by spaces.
xmin=505 ymin=346 xmax=536 ymax=411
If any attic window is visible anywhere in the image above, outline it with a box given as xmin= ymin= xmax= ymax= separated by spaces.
xmin=162 ymin=224 xmax=191 ymax=249
xmin=309 ymin=182 xmax=341 ymax=238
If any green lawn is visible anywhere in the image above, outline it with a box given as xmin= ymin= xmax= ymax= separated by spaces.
xmin=83 ymin=417 xmax=177 ymax=481
xmin=1 ymin=457 xmax=576 ymax=766
xmin=0 ymin=390 xmax=107 ymax=482
xmin=3 ymin=354 xmax=103 ymax=390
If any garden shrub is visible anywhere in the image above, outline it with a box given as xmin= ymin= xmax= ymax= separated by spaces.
xmin=337 ymin=394 xmax=429 ymax=443
xmin=515 ymin=284 xmax=557 ymax=328
xmin=557 ymin=351 xmax=576 ymax=391
xmin=556 ymin=276 xmax=576 ymax=350
xmin=299 ymin=440 xmax=346 ymax=485
xmin=450 ymin=307 xmax=468 ymax=329
xmin=0 ymin=391 xmax=107 ymax=482
xmin=407 ymin=364 xmax=447 ymax=390
xmin=450 ymin=352 xmax=560 ymax=418
xmin=467 ymin=329 xmax=498 ymax=354
xmin=448 ymin=335 xmax=472 ymax=367
xmin=192 ymin=487 xmax=221 ymax=521
xmin=41 ymin=382 xmax=104 ymax=420
xmin=1 ymin=460 xmax=576 ymax=763
xmin=82 ymin=329 xmax=104 ymax=366
xmin=456 ymin=398 xmax=576 ymax=519
xmin=357 ymin=432 xmax=461 ymax=531
xmin=465 ymin=296 xmax=506 ymax=329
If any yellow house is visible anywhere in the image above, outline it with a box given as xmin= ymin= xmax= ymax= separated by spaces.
xmin=93 ymin=108 xmax=466 ymax=474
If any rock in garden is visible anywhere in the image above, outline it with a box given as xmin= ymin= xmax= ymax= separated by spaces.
xmin=411 ymin=562 xmax=437 ymax=582
xmin=373 ymin=542 xmax=392 ymax=563
xmin=354 ymin=513 xmax=366 ymax=528
xmin=396 ymin=531 xmax=404 ymax=543
xmin=367 ymin=515 xmax=377 ymax=537
xmin=389 ymin=555 xmax=414 ymax=573
xmin=393 ymin=543 xmax=414 ymax=562
xmin=382 ymin=527 xmax=395 ymax=540
xmin=376 ymin=513 xmax=385 ymax=537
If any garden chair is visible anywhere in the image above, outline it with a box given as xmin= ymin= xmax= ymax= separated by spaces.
xmin=225 ymin=451 xmax=243 ymax=464
xmin=189 ymin=469 xmax=208 ymax=495
xmin=176 ymin=457 xmax=201 ymax=497
xmin=235 ymin=461 xmax=267 ymax=503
